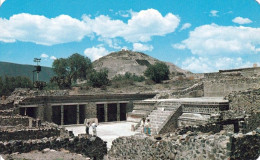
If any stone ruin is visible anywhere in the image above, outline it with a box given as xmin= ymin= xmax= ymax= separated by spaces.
xmin=123 ymin=67 xmax=260 ymax=159
xmin=0 ymin=66 xmax=260 ymax=159
xmin=0 ymin=89 xmax=107 ymax=160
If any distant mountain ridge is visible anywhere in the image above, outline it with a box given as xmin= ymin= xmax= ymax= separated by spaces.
xmin=0 ymin=61 xmax=54 ymax=82
xmin=93 ymin=50 xmax=191 ymax=78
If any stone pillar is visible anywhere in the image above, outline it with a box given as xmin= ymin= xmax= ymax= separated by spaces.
xmin=104 ymin=103 xmax=108 ymax=122
xmin=61 ymin=105 xmax=64 ymax=125
xmin=77 ymin=104 xmax=80 ymax=124
xmin=117 ymin=103 xmax=120 ymax=121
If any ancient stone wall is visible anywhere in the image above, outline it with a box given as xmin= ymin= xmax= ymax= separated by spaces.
xmin=204 ymin=77 xmax=260 ymax=97
xmin=0 ymin=136 xmax=107 ymax=160
xmin=225 ymin=88 xmax=260 ymax=132
xmin=0 ymin=116 xmax=38 ymax=127
xmin=171 ymin=82 xmax=204 ymax=98
xmin=0 ymin=128 xmax=60 ymax=141
xmin=230 ymin=131 xmax=260 ymax=160
xmin=108 ymin=130 xmax=260 ymax=160
xmin=176 ymin=123 xmax=223 ymax=135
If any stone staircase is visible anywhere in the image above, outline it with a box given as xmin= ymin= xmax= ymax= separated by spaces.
xmin=136 ymin=101 xmax=181 ymax=135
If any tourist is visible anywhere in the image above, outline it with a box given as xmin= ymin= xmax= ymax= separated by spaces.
xmin=92 ymin=122 xmax=97 ymax=136
xmin=140 ymin=118 xmax=146 ymax=134
xmin=86 ymin=122 xmax=90 ymax=135
xmin=145 ymin=119 xmax=151 ymax=136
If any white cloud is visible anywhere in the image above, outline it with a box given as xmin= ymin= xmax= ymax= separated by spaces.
xmin=182 ymin=56 xmax=255 ymax=73
xmin=115 ymin=10 xmax=131 ymax=18
xmin=84 ymin=46 xmax=109 ymax=61
xmin=50 ymin=56 xmax=57 ymax=60
xmin=0 ymin=0 xmax=5 ymax=7
xmin=83 ymin=8 xmax=180 ymax=42
xmin=98 ymin=37 xmax=121 ymax=49
xmin=175 ymin=24 xmax=260 ymax=55
xmin=133 ymin=43 xmax=153 ymax=51
xmin=0 ymin=13 xmax=91 ymax=45
xmin=256 ymin=0 xmax=260 ymax=5
xmin=210 ymin=10 xmax=218 ymax=17
xmin=0 ymin=9 xmax=180 ymax=45
xmin=180 ymin=23 xmax=191 ymax=31
xmin=40 ymin=53 xmax=49 ymax=58
xmin=232 ymin=17 xmax=252 ymax=25
xmin=172 ymin=43 xmax=186 ymax=50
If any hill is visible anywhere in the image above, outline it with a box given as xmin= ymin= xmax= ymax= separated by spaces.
xmin=93 ymin=50 xmax=191 ymax=78
xmin=0 ymin=61 xmax=54 ymax=82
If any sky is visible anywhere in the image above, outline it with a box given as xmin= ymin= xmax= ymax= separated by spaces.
xmin=0 ymin=0 xmax=260 ymax=73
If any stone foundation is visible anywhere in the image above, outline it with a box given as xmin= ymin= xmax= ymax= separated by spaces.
xmin=0 ymin=135 xmax=107 ymax=160
xmin=0 ymin=128 xmax=60 ymax=141
xmin=108 ymin=130 xmax=260 ymax=160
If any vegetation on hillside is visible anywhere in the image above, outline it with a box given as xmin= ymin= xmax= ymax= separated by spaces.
xmin=144 ymin=62 xmax=170 ymax=83
xmin=88 ymin=69 xmax=109 ymax=88
xmin=0 ymin=76 xmax=33 ymax=96
xmin=0 ymin=62 xmax=54 ymax=82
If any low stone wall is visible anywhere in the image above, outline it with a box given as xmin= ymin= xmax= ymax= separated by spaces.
xmin=225 ymin=88 xmax=260 ymax=132
xmin=0 ymin=116 xmax=30 ymax=126
xmin=0 ymin=109 xmax=13 ymax=116
xmin=0 ymin=135 xmax=107 ymax=160
xmin=231 ymin=131 xmax=260 ymax=160
xmin=0 ymin=128 xmax=60 ymax=141
xmin=171 ymin=82 xmax=204 ymax=98
xmin=0 ymin=116 xmax=40 ymax=127
xmin=108 ymin=130 xmax=260 ymax=160
xmin=176 ymin=123 xmax=223 ymax=135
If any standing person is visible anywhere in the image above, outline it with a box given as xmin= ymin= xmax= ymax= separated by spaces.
xmin=145 ymin=119 xmax=151 ymax=136
xmin=92 ymin=122 xmax=97 ymax=136
xmin=86 ymin=122 xmax=90 ymax=135
xmin=140 ymin=118 xmax=146 ymax=134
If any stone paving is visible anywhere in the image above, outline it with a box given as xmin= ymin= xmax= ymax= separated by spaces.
xmin=65 ymin=121 xmax=138 ymax=149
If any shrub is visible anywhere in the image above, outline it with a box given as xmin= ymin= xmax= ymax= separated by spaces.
xmin=144 ymin=62 xmax=170 ymax=83
xmin=89 ymin=69 xmax=109 ymax=88
xmin=112 ymin=72 xmax=145 ymax=82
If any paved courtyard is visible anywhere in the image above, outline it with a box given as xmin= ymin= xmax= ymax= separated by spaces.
xmin=65 ymin=121 xmax=138 ymax=149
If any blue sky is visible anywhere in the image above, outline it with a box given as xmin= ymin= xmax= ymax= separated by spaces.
xmin=0 ymin=0 xmax=260 ymax=73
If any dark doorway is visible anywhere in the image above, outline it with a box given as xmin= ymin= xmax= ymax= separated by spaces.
xmin=120 ymin=103 xmax=127 ymax=121
xmin=20 ymin=107 xmax=37 ymax=118
xmin=52 ymin=106 xmax=61 ymax=125
xmin=64 ymin=105 xmax=77 ymax=125
xmin=97 ymin=104 xmax=105 ymax=122
xmin=79 ymin=105 xmax=85 ymax=124
xmin=108 ymin=103 xmax=117 ymax=121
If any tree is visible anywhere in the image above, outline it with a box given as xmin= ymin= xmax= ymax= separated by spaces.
xmin=68 ymin=53 xmax=92 ymax=82
xmin=144 ymin=62 xmax=170 ymax=83
xmin=89 ymin=69 xmax=109 ymax=87
xmin=52 ymin=53 xmax=92 ymax=89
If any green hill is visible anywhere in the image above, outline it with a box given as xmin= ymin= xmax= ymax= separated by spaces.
xmin=0 ymin=61 xmax=55 ymax=82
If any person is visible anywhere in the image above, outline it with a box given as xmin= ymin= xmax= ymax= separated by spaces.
xmin=145 ymin=119 xmax=151 ymax=136
xmin=92 ymin=122 xmax=97 ymax=136
xmin=86 ymin=122 xmax=90 ymax=135
xmin=140 ymin=118 xmax=146 ymax=134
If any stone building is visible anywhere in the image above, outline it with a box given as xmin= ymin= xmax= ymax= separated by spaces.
xmin=16 ymin=93 xmax=155 ymax=125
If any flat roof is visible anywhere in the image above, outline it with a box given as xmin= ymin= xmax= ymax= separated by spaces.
xmin=144 ymin=97 xmax=228 ymax=103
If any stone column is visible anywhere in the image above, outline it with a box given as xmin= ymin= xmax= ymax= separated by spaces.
xmin=77 ymin=104 xmax=80 ymax=124
xmin=117 ymin=103 xmax=120 ymax=121
xmin=61 ymin=105 xmax=64 ymax=125
xmin=104 ymin=103 xmax=108 ymax=122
